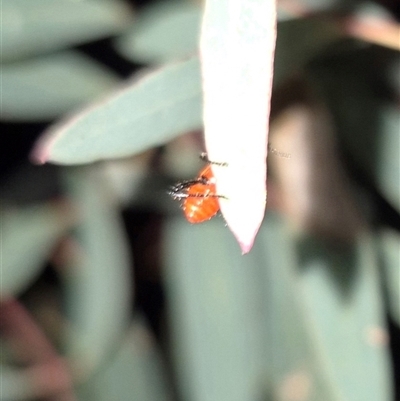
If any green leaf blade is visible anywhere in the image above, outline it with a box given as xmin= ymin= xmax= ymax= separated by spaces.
xmin=1 ymin=51 xmax=120 ymax=121
xmin=62 ymin=167 xmax=131 ymax=375
xmin=32 ymin=58 xmax=202 ymax=165
xmin=115 ymin=1 xmax=201 ymax=64
xmin=1 ymin=203 xmax=75 ymax=299
xmin=2 ymin=0 xmax=133 ymax=62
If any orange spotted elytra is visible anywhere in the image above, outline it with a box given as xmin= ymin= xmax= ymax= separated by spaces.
xmin=168 ymin=154 xmax=227 ymax=223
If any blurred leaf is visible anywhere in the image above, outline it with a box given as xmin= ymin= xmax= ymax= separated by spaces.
xmin=32 ymin=17 xmax=347 ymax=165
xmin=1 ymin=202 xmax=75 ymax=300
xmin=78 ymin=317 xmax=172 ymax=401
xmin=1 ymin=51 xmax=120 ymax=122
xmin=378 ymin=229 xmax=400 ymax=327
xmin=274 ymin=18 xmax=343 ymax=87
xmin=0 ymin=366 xmax=31 ymax=400
xmin=116 ymin=4 xmax=344 ymax=84
xmin=276 ymin=0 xmax=340 ymax=21
xmin=114 ymin=2 xmax=345 ymax=66
xmin=33 ymin=57 xmax=202 ymax=165
xmin=344 ymin=3 xmax=400 ymax=50
xmin=62 ymin=166 xmax=131 ymax=377
xmin=376 ymin=106 xmax=400 ymax=211
xmin=1 ymin=0 xmax=133 ymax=62
xmin=258 ymin=220 xmax=392 ymax=401
xmin=164 ymin=218 xmax=264 ymax=401
xmin=0 ymin=300 xmax=74 ymax=400
xmin=293 ymin=234 xmax=392 ymax=401
xmin=308 ymin=49 xmax=400 ymax=213
xmin=115 ymin=1 xmax=201 ymax=64
xmin=387 ymin=56 xmax=400 ymax=96
xmin=255 ymin=218 xmax=343 ymax=400
xmin=164 ymin=215 xmax=392 ymax=400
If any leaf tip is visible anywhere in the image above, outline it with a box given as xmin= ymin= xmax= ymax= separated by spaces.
xmin=30 ymin=137 xmax=51 ymax=165
xmin=30 ymin=147 xmax=48 ymax=165
xmin=30 ymin=125 xmax=61 ymax=165
xmin=216 ymin=166 xmax=266 ymax=255
xmin=232 ymin=222 xmax=261 ymax=254
xmin=239 ymin=240 xmax=255 ymax=255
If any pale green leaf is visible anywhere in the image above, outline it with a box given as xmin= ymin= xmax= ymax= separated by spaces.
xmin=78 ymin=318 xmax=172 ymax=401
xmin=294 ymin=234 xmax=392 ymax=401
xmin=376 ymin=106 xmax=400 ymax=211
xmin=1 ymin=203 xmax=75 ymax=299
xmin=62 ymin=166 xmax=131 ymax=376
xmin=114 ymin=1 xmax=342 ymax=67
xmin=1 ymin=51 xmax=120 ymax=122
xmin=378 ymin=229 xmax=400 ymax=327
xmin=115 ymin=1 xmax=201 ymax=64
xmin=1 ymin=0 xmax=132 ymax=62
xmin=164 ymin=215 xmax=392 ymax=400
xmin=164 ymin=218 xmax=264 ymax=401
xmin=0 ymin=366 xmax=33 ymax=400
xmin=33 ymin=57 xmax=202 ymax=164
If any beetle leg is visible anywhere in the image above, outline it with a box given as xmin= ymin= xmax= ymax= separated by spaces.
xmin=199 ymin=152 xmax=228 ymax=166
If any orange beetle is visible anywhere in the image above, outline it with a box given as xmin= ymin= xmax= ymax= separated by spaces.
xmin=168 ymin=156 xmax=226 ymax=223
xmin=169 ymin=144 xmax=288 ymax=223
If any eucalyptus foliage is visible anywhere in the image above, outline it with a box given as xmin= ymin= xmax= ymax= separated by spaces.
xmin=1 ymin=1 xmax=399 ymax=400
